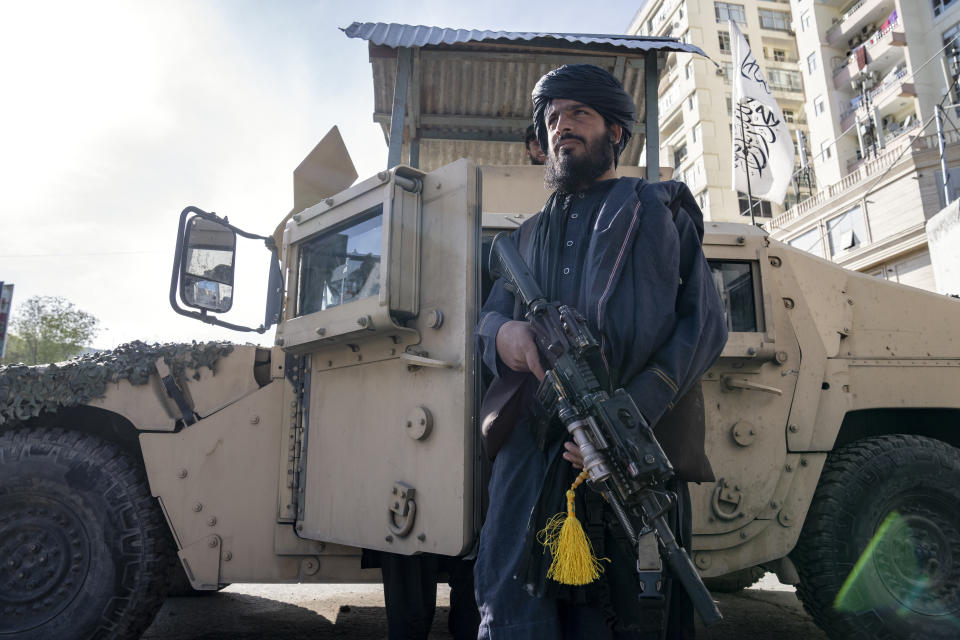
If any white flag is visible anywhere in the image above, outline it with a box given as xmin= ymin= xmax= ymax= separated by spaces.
xmin=730 ymin=21 xmax=794 ymax=205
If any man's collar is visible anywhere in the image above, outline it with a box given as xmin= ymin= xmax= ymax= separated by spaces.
xmin=560 ymin=177 xmax=620 ymax=196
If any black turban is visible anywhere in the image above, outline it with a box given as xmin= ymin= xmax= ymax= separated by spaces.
xmin=532 ymin=64 xmax=637 ymax=163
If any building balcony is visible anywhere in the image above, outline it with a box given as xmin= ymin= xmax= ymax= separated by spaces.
xmin=659 ymin=79 xmax=689 ymax=124
xmin=840 ymin=67 xmax=915 ymax=131
xmin=844 ymin=116 xmax=920 ymax=173
xmin=659 ymin=65 xmax=679 ymax=97
xmin=832 ymin=24 xmax=906 ymax=89
xmin=826 ymin=0 xmax=898 ymax=50
xmin=767 ymin=129 xmax=960 ymax=233
xmin=771 ymin=85 xmax=806 ymax=105
xmin=647 ymin=0 xmax=684 ymax=37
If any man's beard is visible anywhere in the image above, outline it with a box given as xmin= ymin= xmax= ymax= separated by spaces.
xmin=545 ymin=131 xmax=615 ymax=193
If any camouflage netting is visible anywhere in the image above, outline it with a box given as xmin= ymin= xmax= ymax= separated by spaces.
xmin=0 ymin=340 xmax=234 ymax=426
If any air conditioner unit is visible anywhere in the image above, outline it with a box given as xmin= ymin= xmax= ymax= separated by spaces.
xmin=716 ymin=67 xmax=726 ymax=76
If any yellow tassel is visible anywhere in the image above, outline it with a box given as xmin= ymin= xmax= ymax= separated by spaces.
xmin=537 ymin=470 xmax=607 ymax=585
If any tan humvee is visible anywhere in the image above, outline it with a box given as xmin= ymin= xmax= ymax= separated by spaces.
xmin=1 ymin=25 xmax=957 ymax=640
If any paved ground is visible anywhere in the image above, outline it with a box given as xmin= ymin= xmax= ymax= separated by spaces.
xmin=143 ymin=573 xmax=828 ymax=639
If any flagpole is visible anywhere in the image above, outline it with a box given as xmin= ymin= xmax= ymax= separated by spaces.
xmin=737 ymin=97 xmax=756 ymax=225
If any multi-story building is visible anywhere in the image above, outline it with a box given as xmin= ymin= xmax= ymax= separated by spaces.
xmin=768 ymin=0 xmax=960 ymax=291
xmin=629 ymin=0 xmax=814 ymax=222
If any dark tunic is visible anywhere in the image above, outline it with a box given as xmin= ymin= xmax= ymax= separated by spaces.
xmin=474 ymin=178 xmax=728 ymax=639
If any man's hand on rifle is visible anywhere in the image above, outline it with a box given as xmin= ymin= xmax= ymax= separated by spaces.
xmin=495 ymin=320 xmax=546 ymax=381
xmin=562 ymin=441 xmax=585 ymax=469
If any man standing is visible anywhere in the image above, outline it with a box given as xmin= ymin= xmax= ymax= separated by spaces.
xmin=475 ymin=65 xmax=728 ymax=639
xmin=524 ymin=124 xmax=547 ymax=165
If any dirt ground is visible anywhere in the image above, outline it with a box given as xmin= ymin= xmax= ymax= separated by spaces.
xmin=143 ymin=573 xmax=828 ymax=639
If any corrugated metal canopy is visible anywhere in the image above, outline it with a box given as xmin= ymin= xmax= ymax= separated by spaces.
xmin=342 ymin=22 xmax=707 ymax=54
xmin=343 ymin=22 xmax=708 ymax=173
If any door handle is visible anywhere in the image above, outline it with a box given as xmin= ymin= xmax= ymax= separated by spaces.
xmin=400 ymin=352 xmax=459 ymax=370
xmin=721 ymin=376 xmax=783 ymax=396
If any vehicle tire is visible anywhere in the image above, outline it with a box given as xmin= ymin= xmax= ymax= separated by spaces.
xmin=0 ymin=427 xmax=175 ymax=640
xmin=703 ymin=565 xmax=766 ymax=593
xmin=791 ymin=434 xmax=960 ymax=640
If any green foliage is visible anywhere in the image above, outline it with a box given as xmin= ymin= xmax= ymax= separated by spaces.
xmin=1 ymin=296 xmax=100 ymax=365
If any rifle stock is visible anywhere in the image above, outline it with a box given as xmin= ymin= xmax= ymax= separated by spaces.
xmin=489 ymin=232 xmax=722 ymax=627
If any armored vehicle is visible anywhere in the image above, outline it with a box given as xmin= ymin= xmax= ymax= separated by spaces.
xmin=1 ymin=23 xmax=958 ymax=640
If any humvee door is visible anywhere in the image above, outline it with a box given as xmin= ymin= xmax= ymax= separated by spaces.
xmin=697 ymin=227 xmax=801 ymax=544
xmin=278 ymin=160 xmax=481 ymax=556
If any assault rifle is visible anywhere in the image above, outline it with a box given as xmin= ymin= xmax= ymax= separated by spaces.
xmin=489 ymin=232 xmax=722 ymax=626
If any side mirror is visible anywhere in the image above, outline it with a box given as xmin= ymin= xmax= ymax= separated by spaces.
xmin=170 ymin=206 xmax=282 ymax=333
xmin=181 ymin=217 xmax=236 ymax=313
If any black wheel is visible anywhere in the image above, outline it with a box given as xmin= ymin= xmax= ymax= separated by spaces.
xmin=791 ymin=435 xmax=960 ymax=640
xmin=703 ymin=565 xmax=766 ymax=593
xmin=0 ymin=428 xmax=175 ymax=640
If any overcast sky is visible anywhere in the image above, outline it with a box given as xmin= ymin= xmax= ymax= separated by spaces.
xmin=0 ymin=0 xmax=642 ymax=350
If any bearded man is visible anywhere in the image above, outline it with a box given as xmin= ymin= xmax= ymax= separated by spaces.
xmin=474 ymin=64 xmax=728 ymax=639
xmin=524 ymin=124 xmax=547 ymax=165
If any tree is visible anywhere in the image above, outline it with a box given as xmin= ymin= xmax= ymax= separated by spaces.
xmin=2 ymin=296 xmax=99 ymax=365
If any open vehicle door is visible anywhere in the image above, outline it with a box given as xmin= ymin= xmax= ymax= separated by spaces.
xmin=278 ymin=160 xmax=482 ymax=555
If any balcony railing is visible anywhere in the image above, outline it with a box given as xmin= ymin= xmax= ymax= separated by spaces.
xmin=767 ymin=129 xmax=960 ymax=231
xmin=770 ymin=81 xmax=804 ymax=93
xmin=826 ymin=0 xmax=867 ymax=43
xmin=844 ymin=117 xmax=920 ymax=173
xmin=840 ymin=67 xmax=912 ymax=130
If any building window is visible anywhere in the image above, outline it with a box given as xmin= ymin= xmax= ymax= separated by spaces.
xmin=820 ymin=140 xmax=832 ymax=160
xmin=687 ymin=94 xmax=697 ymax=111
xmin=719 ymin=31 xmax=731 ymax=53
xmin=773 ymin=48 xmax=787 ymax=62
xmin=692 ymin=123 xmax=702 ymax=143
xmin=826 ymin=206 xmax=867 ymax=255
xmin=934 ymin=0 xmax=959 ymax=18
xmin=723 ymin=62 xmax=733 ymax=85
xmin=685 ymin=60 xmax=694 ymax=80
xmin=800 ymin=11 xmax=811 ymax=32
xmin=715 ymin=2 xmax=747 ymax=24
xmin=697 ymin=190 xmax=710 ymax=212
xmin=783 ymin=109 xmax=795 ymax=123
xmin=726 ymin=95 xmax=733 ymax=116
xmin=738 ymin=196 xmax=773 ymax=217
xmin=943 ymin=20 xmax=960 ymax=52
xmin=789 ymin=226 xmax=825 ymax=258
xmin=758 ymin=9 xmax=791 ymax=31
xmin=674 ymin=143 xmax=688 ymax=167
xmin=767 ymin=68 xmax=803 ymax=92
xmin=807 ymin=52 xmax=817 ymax=74
xmin=815 ymin=95 xmax=826 ymax=115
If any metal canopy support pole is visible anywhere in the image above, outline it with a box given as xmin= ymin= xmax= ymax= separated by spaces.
xmin=387 ymin=47 xmax=413 ymax=170
xmin=408 ymin=49 xmax=421 ymax=169
xmin=644 ymin=52 xmax=659 ymax=182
